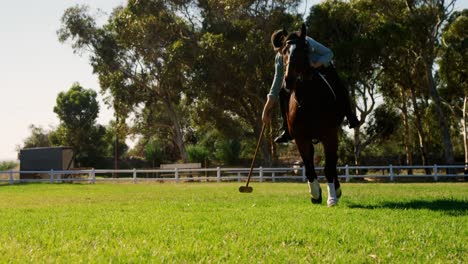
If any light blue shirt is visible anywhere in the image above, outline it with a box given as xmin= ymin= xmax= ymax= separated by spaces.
xmin=268 ymin=36 xmax=333 ymax=99
xmin=267 ymin=52 xmax=284 ymax=99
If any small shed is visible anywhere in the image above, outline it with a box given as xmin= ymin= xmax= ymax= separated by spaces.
xmin=19 ymin=147 xmax=74 ymax=179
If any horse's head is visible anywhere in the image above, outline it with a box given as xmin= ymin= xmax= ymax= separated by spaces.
xmin=282 ymin=24 xmax=309 ymax=91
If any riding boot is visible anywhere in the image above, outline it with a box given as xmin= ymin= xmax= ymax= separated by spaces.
xmin=274 ymin=89 xmax=293 ymax=143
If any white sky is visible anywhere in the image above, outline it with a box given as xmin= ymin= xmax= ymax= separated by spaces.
xmin=0 ymin=0 xmax=124 ymax=161
xmin=0 ymin=0 xmax=465 ymax=161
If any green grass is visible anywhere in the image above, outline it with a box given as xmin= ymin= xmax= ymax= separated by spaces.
xmin=0 ymin=183 xmax=466 ymax=263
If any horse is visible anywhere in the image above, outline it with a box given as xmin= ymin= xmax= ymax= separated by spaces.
xmin=282 ymin=24 xmax=344 ymax=207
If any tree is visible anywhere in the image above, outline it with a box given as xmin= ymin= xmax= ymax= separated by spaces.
xmin=58 ymin=1 xmax=197 ymax=163
xmin=52 ymin=83 xmax=107 ymax=167
xmin=438 ymin=10 xmax=468 ymax=168
xmin=375 ymin=4 xmax=432 ymax=168
xmin=103 ymin=120 xmax=129 ymax=159
xmin=145 ymin=138 xmax=164 ymax=167
xmin=54 ymin=83 xmax=99 ymax=130
xmin=186 ymin=144 xmax=210 ymax=164
xmin=306 ymin=0 xmax=388 ymax=165
xmin=22 ymin=125 xmax=52 ymax=149
xmin=190 ymin=0 xmax=301 ymax=164
xmin=405 ymin=0 xmax=457 ymax=164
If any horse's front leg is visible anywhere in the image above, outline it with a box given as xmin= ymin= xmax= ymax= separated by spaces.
xmin=295 ymin=138 xmax=322 ymax=204
xmin=322 ymin=134 xmax=340 ymax=207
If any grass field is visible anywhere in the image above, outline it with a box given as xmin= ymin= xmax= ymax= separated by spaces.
xmin=0 ymin=182 xmax=466 ymax=263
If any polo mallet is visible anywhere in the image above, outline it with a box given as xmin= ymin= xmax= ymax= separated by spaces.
xmin=239 ymin=123 xmax=266 ymax=193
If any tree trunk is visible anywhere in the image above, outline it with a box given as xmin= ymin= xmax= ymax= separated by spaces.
xmin=163 ymin=98 xmax=188 ymax=163
xmin=113 ymin=111 xmax=119 ymax=178
xmin=463 ymin=96 xmax=468 ymax=173
xmin=259 ymin=123 xmax=272 ymax=166
xmin=425 ymin=60 xmax=455 ymax=164
xmin=353 ymin=127 xmax=361 ymax=175
xmin=400 ymin=89 xmax=413 ymax=175
xmin=409 ymin=85 xmax=430 ymax=172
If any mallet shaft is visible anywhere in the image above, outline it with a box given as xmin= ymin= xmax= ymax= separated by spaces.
xmin=245 ymin=123 xmax=266 ymax=187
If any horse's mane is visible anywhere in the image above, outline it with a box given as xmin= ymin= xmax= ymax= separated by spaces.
xmin=285 ymin=31 xmax=299 ymax=42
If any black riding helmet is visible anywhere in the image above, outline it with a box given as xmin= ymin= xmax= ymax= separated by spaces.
xmin=271 ymin=28 xmax=287 ymax=52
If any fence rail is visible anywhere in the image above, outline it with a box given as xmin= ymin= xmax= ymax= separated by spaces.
xmin=1 ymin=164 xmax=467 ymax=184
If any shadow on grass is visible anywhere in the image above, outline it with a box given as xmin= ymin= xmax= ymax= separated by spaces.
xmin=346 ymin=199 xmax=468 ymax=216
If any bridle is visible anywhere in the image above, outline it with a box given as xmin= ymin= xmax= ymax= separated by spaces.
xmin=283 ymin=37 xmax=337 ymax=101
xmin=283 ymin=39 xmax=311 ymax=84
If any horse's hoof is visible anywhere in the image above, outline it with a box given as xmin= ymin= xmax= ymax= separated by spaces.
xmin=311 ymin=196 xmax=322 ymax=204
xmin=336 ymin=187 xmax=342 ymax=199
xmin=311 ymin=188 xmax=322 ymax=204
xmin=327 ymin=197 xmax=338 ymax=207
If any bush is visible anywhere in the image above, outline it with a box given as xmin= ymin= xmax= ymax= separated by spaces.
xmin=187 ymin=145 xmax=210 ymax=163
xmin=214 ymin=139 xmax=241 ymax=165
xmin=0 ymin=161 xmax=17 ymax=171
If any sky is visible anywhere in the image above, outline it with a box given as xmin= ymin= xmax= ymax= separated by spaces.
xmin=0 ymin=0 xmax=124 ymax=161
xmin=0 ymin=0 xmax=465 ymax=161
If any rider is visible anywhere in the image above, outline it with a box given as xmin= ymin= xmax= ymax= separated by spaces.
xmin=262 ymin=29 xmax=360 ymax=143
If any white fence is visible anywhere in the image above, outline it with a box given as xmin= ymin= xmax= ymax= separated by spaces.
xmin=1 ymin=164 xmax=467 ymax=184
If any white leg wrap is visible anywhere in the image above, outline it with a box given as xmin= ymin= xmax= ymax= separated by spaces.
xmin=327 ymin=183 xmax=338 ymax=207
xmin=308 ymin=179 xmax=321 ymax=200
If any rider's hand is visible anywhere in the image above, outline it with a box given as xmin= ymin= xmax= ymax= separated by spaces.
xmin=262 ymin=96 xmax=276 ymax=124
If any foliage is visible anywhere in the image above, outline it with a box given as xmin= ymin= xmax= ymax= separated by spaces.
xmin=186 ymin=144 xmax=210 ymax=164
xmin=144 ymin=138 xmax=164 ymax=167
xmin=0 ymin=183 xmax=466 ymax=262
xmin=0 ymin=161 xmax=17 ymax=171
xmin=52 ymin=83 xmax=109 ymax=167
xmin=189 ymin=0 xmax=302 ymax=163
xmin=22 ymin=125 xmax=52 ymax=149
xmin=54 ymin=83 xmax=99 ymax=130
xmin=305 ymin=0 xmax=391 ymax=164
xmin=103 ymin=120 xmax=129 ymax=159
xmin=439 ymin=10 xmax=468 ymax=105
xmin=58 ymin=1 xmax=197 ymax=162
xmin=366 ymin=104 xmax=401 ymax=143
xmin=214 ymin=138 xmax=241 ymax=165
xmin=56 ymin=0 xmax=467 ymax=166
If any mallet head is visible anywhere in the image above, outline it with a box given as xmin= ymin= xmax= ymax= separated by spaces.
xmin=239 ymin=186 xmax=253 ymax=193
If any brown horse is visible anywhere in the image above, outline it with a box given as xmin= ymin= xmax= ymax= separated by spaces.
xmin=282 ymin=24 xmax=344 ymax=206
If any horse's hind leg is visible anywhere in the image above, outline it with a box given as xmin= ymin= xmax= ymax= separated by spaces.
xmin=295 ymin=138 xmax=322 ymax=204
xmin=322 ymin=134 xmax=340 ymax=207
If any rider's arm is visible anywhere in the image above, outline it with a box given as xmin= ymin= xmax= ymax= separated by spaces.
xmin=306 ymin=36 xmax=333 ymax=67
xmin=267 ymin=52 xmax=284 ymax=100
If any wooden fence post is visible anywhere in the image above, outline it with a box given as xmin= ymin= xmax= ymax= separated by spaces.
xmin=389 ymin=164 xmax=394 ymax=182
xmin=345 ymin=165 xmax=350 ymax=182
xmin=259 ymin=166 xmax=263 ymax=182
xmin=50 ymin=169 xmax=54 ymax=183
xmin=133 ymin=168 xmax=137 ymax=184
xmin=9 ymin=170 xmax=14 ymax=185
xmin=90 ymin=169 xmax=96 ymax=184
